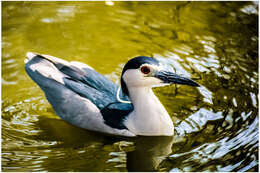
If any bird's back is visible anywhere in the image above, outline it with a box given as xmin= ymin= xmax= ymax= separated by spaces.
xmin=25 ymin=53 xmax=135 ymax=136
xmin=60 ymin=62 xmax=134 ymax=129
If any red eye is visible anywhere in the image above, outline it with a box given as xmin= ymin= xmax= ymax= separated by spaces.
xmin=141 ymin=66 xmax=150 ymax=74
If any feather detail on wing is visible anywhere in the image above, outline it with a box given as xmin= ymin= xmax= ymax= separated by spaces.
xmin=25 ymin=53 xmax=134 ymax=130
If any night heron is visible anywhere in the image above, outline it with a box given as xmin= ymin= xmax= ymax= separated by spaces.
xmin=25 ymin=52 xmax=199 ymax=137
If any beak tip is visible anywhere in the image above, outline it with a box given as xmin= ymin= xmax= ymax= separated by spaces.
xmin=194 ymin=83 xmax=200 ymax=87
xmin=191 ymin=81 xmax=200 ymax=87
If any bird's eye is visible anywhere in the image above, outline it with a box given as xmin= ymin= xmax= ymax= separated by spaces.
xmin=141 ymin=66 xmax=150 ymax=74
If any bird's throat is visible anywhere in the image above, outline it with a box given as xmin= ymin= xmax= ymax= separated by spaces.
xmin=124 ymin=87 xmax=174 ymax=136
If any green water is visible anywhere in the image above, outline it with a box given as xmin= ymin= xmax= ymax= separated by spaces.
xmin=2 ymin=1 xmax=258 ymax=172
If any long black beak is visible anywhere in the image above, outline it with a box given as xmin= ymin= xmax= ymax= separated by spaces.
xmin=155 ymin=71 xmax=200 ymax=87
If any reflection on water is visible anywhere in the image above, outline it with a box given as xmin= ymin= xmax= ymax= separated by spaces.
xmin=2 ymin=1 xmax=258 ymax=172
xmin=127 ymin=136 xmax=174 ymax=171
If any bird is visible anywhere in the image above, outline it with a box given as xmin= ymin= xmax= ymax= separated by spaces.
xmin=25 ymin=52 xmax=199 ymax=137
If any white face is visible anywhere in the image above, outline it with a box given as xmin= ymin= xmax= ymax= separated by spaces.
xmin=122 ymin=64 xmax=163 ymax=88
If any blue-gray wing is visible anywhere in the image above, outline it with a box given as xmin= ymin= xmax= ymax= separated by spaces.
xmin=59 ymin=63 xmax=134 ymax=129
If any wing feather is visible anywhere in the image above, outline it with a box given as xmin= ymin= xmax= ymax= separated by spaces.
xmin=55 ymin=58 xmax=134 ymax=130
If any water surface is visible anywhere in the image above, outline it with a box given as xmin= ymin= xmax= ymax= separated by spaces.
xmin=2 ymin=1 xmax=258 ymax=172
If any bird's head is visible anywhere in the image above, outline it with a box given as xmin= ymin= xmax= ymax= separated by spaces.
xmin=121 ymin=56 xmax=200 ymax=96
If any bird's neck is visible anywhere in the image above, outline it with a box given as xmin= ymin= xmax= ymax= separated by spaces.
xmin=124 ymin=86 xmax=174 ymax=136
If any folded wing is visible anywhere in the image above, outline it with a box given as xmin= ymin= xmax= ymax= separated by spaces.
xmin=25 ymin=53 xmax=134 ymax=136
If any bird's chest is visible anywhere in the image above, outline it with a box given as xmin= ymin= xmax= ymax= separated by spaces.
xmin=124 ymin=99 xmax=174 ymax=136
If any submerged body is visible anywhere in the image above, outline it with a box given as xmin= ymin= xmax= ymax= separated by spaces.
xmin=25 ymin=53 xmax=199 ymax=137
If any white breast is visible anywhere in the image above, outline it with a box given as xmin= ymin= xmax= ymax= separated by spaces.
xmin=124 ymin=87 xmax=174 ymax=136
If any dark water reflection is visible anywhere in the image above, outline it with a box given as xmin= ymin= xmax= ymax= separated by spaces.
xmin=2 ymin=1 xmax=258 ymax=172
